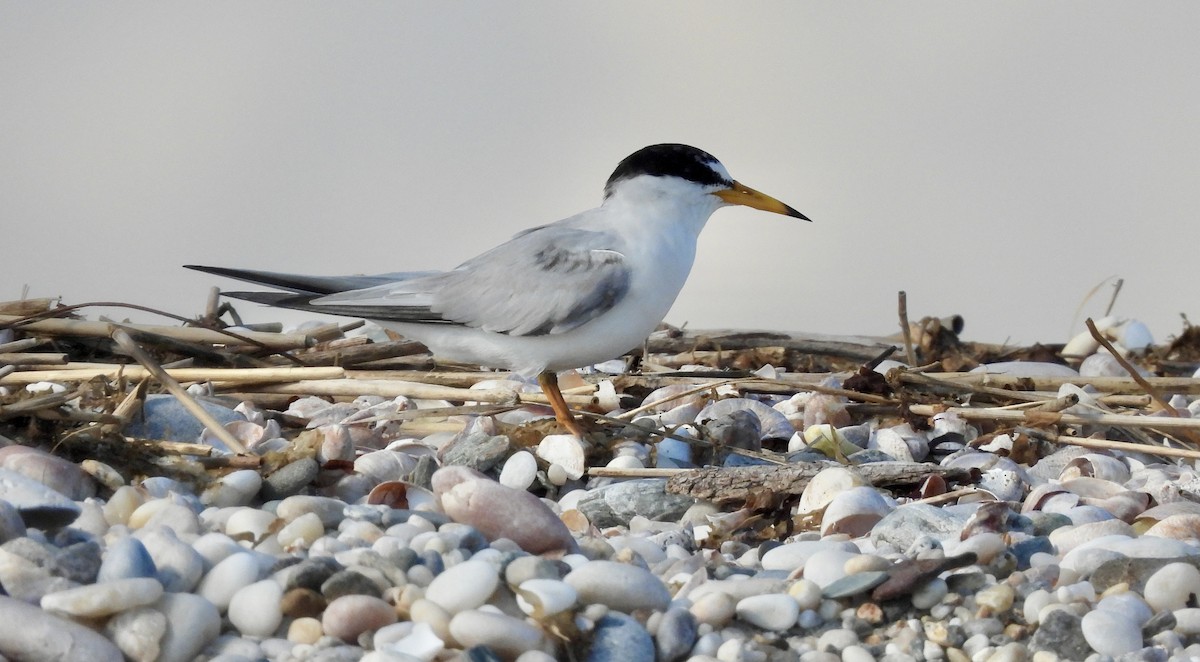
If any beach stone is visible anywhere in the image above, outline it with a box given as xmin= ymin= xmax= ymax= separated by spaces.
xmin=432 ymin=466 xmax=575 ymax=554
xmin=499 ymin=450 xmax=539 ymax=490
xmin=575 ymin=479 xmax=694 ymax=528
xmin=322 ymin=594 xmax=398 ymax=642
xmin=802 ymin=549 xmax=861 ymax=588
xmin=98 ymin=535 xmax=157 ymax=582
xmin=0 ymin=467 xmax=81 ymax=528
xmin=655 ymin=607 xmax=698 ymax=662
xmin=1090 ymin=555 xmax=1200 ymax=593
xmin=440 ymin=430 xmax=513 ymax=473
xmin=41 ymin=577 xmax=163 ymax=617
xmin=228 ymin=579 xmax=284 ymax=637
xmin=198 ymin=551 xmax=263 ymax=611
xmin=1144 ymin=562 xmax=1200 ymax=612
xmin=1049 ymin=519 xmax=1135 ymax=554
xmin=0 ymin=498 xmax=26 ymax=542
xmin=0 ymin=446 xmax=96 ymax=501
xmin=285 ymin=556 xmax=344 ymax=591
xmin=125 ymin=393 xmax=244 ymax=442
xmin=288 ymin=616 xmax=324 ymax=644
xmin=200 ymin=470 xmax=262 ymax=507
xmin=585 ymin=612 xmax=654 ymax=662
xmin=281 ymin=587 xmax=327 ymax=618
xmin=449 ymin=609 xmax=546 ymax=658
xmin=130 ymin=500 xmax=202 ymax=536
xmin=322 ymin=568 xmax=385 ymax=600
xmin=823 ymin=570 xmax=889 ymax=599
xmin=277 ymin=494 xmax=347 ymax=527
xmin=760 ymin=539 xmax=859 ymax=572
xmin=688 ymin=590 xmax=737 ymax=627
xmin=262 ymin=458 xmax=320 ymax=501
xmin=565 ymin=560 xmax=671 ymax=612
xmin=1081 ymin=608 xmax=1143 ymax=656
xmin=870 ymin=503 xmax=967 ymax=550
xmin=736 ymin=593 xmax=800 ymax=631
xmin=104 ymin=606 xmax=167 ymax=662
xmin=155 ymin=592 xmax=222 ymax=662
xmin=1029 ymin=608 xmax=1090 ymax=660
xmin=0 ymin=595 xmax=123 ymax=661
xmin=139 ymin=527 xmax=204 ymax=592
xmin=276 ymin=511 xmax=325 ymax=548
xmin=426 ymin=558 xmax=500 ymax=613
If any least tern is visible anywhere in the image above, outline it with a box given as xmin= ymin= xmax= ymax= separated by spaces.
xmin=187 ymin=144 xmax=807 ymax=436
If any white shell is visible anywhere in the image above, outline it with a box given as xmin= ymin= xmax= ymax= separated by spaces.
xmin=516 ymin=579 xmax=578 ymax=619
xmin=797 ymin=467 xmax=865 ymax=516
xmin=820 ymin=485 xmax=893 ymax=537
xmin=536 ymin=435 xmax=586 ymax=480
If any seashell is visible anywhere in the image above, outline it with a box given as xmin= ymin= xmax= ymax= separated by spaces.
xmin=316 ymin=424 xmax=356 ymax=464
xmin=1060 ymin=454 xmax=1130 ymax=483
xmin=797 ymin=467 xmax=865 ymax=516
xmin=1143 ymin=514 xmax=1200 ymax=542
xmin=641 ymin=384 xmax=711 ymax=414
xmin=354 ymin=449 xmax=418 ymax=484
xmin=820 ymin=486 xmax=894 ymax=538
xmin=1061 ymin=329 xmax=1101 ymax=360
xmin=977 ymin=467 xmax=1026 ymax=502
xmin=1080 ymin=490 xmax=1150 ymax=523
xmin=869 ymin=428 xmax=912 ymax=462
xmin=1060 ymin=477 xmax=1127 ymax=499
xmin=698 ymin=398 xmax=794 ymax=440
xmin=366 ymin=481 xmax=411 ymax=509
xmin=1022 ymin=484 xmax=1080 ymax=515
xmin=1079 ymin=352 xmax=1130 ymax=378
xmin=1134 ymin=501 xmax=1200 ymax=533
xmin=800 ymin=424 xmax=861 ymax=460
xmin=516 ymin=578 xmax=579 ymax=619
xmin=536 ymin=435 xmax=586 ymax=480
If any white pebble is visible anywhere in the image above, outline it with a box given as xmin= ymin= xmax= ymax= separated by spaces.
xmin=735 ymin=593 xmax=800 ymax=631
xmin=227 ymin=579 xmax=283 ymax=637
xmin=1081 ymin=608 xmax=1142 ymax=656
xmin=499 ymin=451 xmax=539 ymax=490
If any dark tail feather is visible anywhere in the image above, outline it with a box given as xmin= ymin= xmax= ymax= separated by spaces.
xmin=184 ymin=265 xmax=401 ymax=295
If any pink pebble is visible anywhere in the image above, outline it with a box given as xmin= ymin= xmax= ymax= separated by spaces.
xmin=432 ymin=466 xmax=576 ymax=555
xmin=321 ymin=595 xmax=397 ymax=642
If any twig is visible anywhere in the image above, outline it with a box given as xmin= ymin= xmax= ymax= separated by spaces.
xmin=909 ymin=403 xmax=1200 ymax=433
xmin=1 ymin=365 xmax=345 ymax=385
xmin=1105 ymin=279 xmax=1124 ymax=317
xmin=0 ymin=338 xmax=45 ymax=353
xmin=899 ymin=291 xmax=917 ymax=366
xmin=238 ymin=378 xmax=596 ymax=407
xmin=912 ymin=373 xmax=1200 ymax=394
xmin=0 ymin=353 xmax=68 ymax=365
xmin=1085 ymin=318 xmax=1175 ymax=413
xmin=588 ymin=467 xmax=685 ymax=478
xmin=111 ymin=328 xmax=248 ymax=454
xmin=0 ymin=314 xmax=312 ymax=349
xmin=1034 ymin=432 xmax=1200 ymax=461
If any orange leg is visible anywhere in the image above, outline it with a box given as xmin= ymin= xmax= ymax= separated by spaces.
xmin=537 ymin=371 xmax=587 ymax=437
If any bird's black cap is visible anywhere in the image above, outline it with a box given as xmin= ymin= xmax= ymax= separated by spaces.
xmin=604 ymin=144 xmax=730 ymax=197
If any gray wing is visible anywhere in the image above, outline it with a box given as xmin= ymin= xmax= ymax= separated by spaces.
xmin=314 ymin=226 xmax=631 ymax=336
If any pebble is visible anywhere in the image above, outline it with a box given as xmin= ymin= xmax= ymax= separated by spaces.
xmin=735 ymin=593 xmax=800 ymax=630
xmin=586 ymin=612 xmax=655 ymax=662
xmin=1081 ymin=608 xmax=1143 ymax=656
xmin=447 ymin=609 xmax=547 ymax=658
xmin=227 ymin=579 xmax=284 ymax=637
xmin=41 ymin=577 xmax=164 ymax=617
xmin=432 ymin=466 xmax=576 ymax=554
xmin=0 ymin=595 xmax=124 ymax=661
xmin=0 ymin=467 xmax=82 ymax=528
xmin=322 ymin=594 xmax=398 ymax=642
xmin=565 ymin=560 xmax=671 ymax=612
xmin=156 ymin=592 xmax=222 ymax=662
xmin=425 ymin=559 xmax=499 ymax=613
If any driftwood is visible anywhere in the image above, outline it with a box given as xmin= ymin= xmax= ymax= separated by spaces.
xmin=643 ymin=328 xmax=896 ymax=362
xmin=904 ymin=372 xmax=1200 ymax=395
xmin=663 ymin=462 xmax=975 ymax=503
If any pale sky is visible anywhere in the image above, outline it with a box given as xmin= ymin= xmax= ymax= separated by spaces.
xmin=3 ymin=3 xmax=1198 ymax=346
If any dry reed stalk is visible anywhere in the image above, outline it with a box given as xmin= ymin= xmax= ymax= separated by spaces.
xmin=904 ymin=372 xmax=1200 ymax=394
xmin=908 ymin=403 xmax=1200 ymax=432
xmin=1 ymin=365 xmax=345 ymax=385
xmin=241 ymin=378 xmax=595 ymax=407
xmin=0 ymin=314 xmax=313 ymax=349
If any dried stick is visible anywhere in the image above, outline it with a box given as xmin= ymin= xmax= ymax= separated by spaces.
xmin=899 ymin=291 xmax=917 ymax=366
xmin=0 ymin=338 xmax=45 ymax=353
xmin=908 ymin=403 xmax=1200 ymax=433
xmin=909 ymin=373 xmax=1200 ymax=395
xmin=665 ymin=462 xmax=974 ymax=502
xmin=0 ymin=353 xmax=68 ymax=365
xmin=1036 ymin=432 xmax=1200 ymax=461
xmin=238 ymin=378 xmax=596 ymax=407
xmin=1085 ymin=318 xmax=1174 ymax=413
xmin=0 ymin=314 xmax=312 ymax=349
xmin=1 ymin=365 xmax=345 ymax=386
xmin=111 ymin=329 xmax=248 ymax=454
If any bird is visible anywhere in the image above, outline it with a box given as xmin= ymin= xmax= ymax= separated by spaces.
xmin=187 ymin=143 xmax=808 ymax=437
